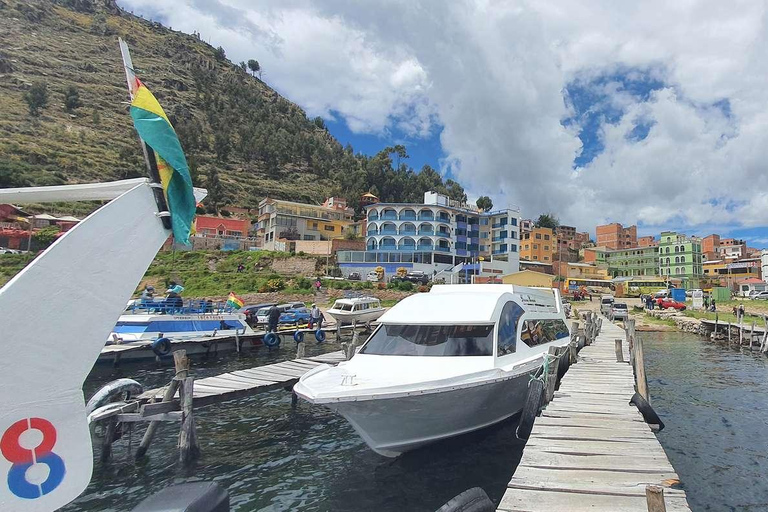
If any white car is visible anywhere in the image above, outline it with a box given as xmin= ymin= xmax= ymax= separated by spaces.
xmin=751 ymin=291 xmax=768 ymax=301
xmin=366 ymin=271 xmax=380 ymax=282
xmin=609 ymin=303 xmax=629 ymax=321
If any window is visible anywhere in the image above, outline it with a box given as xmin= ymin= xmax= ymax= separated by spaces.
xmin=324 ymin=225 xmax=335 ymax=232
xmin=497 ymin=301 xmax=524 ymax=356
xmin=360 ymin=324 xmax=495 ymax=356
xmin=533 ymin=256 xmax=538 ymax=260
xmin=665 ymin=247 xmax=670 ymax=253
xmin=543 ymin=256 xmax=550 ymax=261
xmin=520 ymin=319 xmax=569 ymax=347
xmin=544 ymin=235 xmax=550 ymax=240
xmin=535 ymin=234 xmax=542 ymax=239
xmin=544 ymin=245 xmax=549 ymax=251
xmin=675 ymin=257 xmax=680 ymax=263
xmin=533 ymin=244 xmax=539 ymax=249
xmin=681 ymin=256 xmax=685 ymax=263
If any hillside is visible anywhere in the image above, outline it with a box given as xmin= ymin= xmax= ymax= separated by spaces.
xmin=0 ymin=0 xmax=469 ymax=215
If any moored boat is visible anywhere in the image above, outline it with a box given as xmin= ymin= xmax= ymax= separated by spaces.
xmin=294 ymin=284 xmax=570 ymax=457
xmin=325 ymin=296 xmax=385 ymax=325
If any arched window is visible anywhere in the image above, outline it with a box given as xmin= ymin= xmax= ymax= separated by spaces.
xmin=675 ymin=256 xmax=680 ymax=263
xmin=666 ymin=257 xmax=670 ymax=265
xmin=497 ymin=301 xmax=524 ymax=356
xmin=681 ymin=256 xmax=685 ymax=263
xmin=674 ymin=246 xmax=679 ymax=253
xmin=665 ymin=247 xmax=670 ymax=254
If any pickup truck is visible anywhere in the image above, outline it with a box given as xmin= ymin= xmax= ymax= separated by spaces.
xmin=391 ymin=271 xmax=430 ymax=285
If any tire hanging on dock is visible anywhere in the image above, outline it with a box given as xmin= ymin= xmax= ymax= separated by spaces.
xmin=86 ymin=378 xmax=144 ymax=416
xmin=293 ymin=331 xmax=305 ymax=343
xmin=516 ymin=377 xmax=545 ymax=440
xmin=152 ymin=337 xmax=172 ymax=357
xmin=630 ymin=392 xmax=665 ymax=431
xmin=434 ymin=487 xmax=495 ymax=512
xmin=315 ymin=330 xmax=326 ymax=343
xmin=264 ymin=332 xmax=281 ymax=348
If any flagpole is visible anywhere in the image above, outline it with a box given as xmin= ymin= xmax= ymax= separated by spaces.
xmin=118 ymin=38 xmax=172 ymax=231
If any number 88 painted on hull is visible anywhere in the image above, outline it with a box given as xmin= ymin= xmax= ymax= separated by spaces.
xmin=1 ymin=418 xmax=66 ymax=499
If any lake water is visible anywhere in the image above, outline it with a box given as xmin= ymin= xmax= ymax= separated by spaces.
xmin=64 ymin=332 xmax=768 ymax=511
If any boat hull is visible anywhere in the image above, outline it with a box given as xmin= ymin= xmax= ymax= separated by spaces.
xmin=325 ymin=309 xmax=384 ymax=325
xmin=326 ymin=370 xmax=534 ymax=457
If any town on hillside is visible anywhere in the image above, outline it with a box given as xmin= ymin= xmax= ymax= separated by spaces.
xmin=3 ymin=191 xmax=766 ymax=298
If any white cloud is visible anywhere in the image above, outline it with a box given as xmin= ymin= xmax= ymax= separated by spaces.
xmin=119 ymin=0 xmax=768 ymax=242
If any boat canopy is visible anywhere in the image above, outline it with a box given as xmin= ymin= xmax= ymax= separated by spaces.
xmin=377 ymin=292 xmax=502 ymax=324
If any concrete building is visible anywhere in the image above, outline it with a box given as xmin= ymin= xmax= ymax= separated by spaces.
xmin=521 ymin=227 xmax=556 ymax=263
xmin=658 ymin=231 xmax=704 ymax=289
xmin=638 ymin=236 xmax=658 ymax=248
xmin=717 ymin=238 xmax=747 ymax=260
xmin=596 ymin=223 xmax=637 ymax=249
xmin=701 ymin=234 xmax=720 ymax=260
xmin=558 ymin=262 xmax=609 ymax=280
xmin=604 ymin=246 xmax=660 ymax=278
xmin=338 ymin=191 xmax=521 ymax=281
xmin=763 ymin=249 xmax=768 ymax=283
xmin=520 ymin=219 xmax=533 ymax=236
xmin=257 ymin=197 xmax=354 ymax=251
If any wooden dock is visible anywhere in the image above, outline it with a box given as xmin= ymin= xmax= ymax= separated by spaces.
xmin=137 ymin=349 xmax=349 ymax=407
xmin=498 ymin=318 xmax=691 ymax=511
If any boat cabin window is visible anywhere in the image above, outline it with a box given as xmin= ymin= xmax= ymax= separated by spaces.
xmin=520 ymin=319 xmax=569 ymax=347
xmin=333 ymin=301 xmax=354 ymax=311
xmin=497 ymin=301 xmax=525 ymax=356
xmin=360 ymin=324 xmax=494 ymax=356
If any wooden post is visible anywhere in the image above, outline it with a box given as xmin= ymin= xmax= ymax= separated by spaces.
xmin=750 ymin=320 xmax=756 ymax=350
xmin=100 ymin=417 xmax=117 ymax=462
xmin=645 ymin=485 xmax=667 ymax=512
xmin=626 ymin=318 xmax=636 ymax=374
xmin=136 ymin=350 xmax=188 ymax=459
xmin=615 ymin=338 xmax=624 ymax=363
xmin=234 ymin=329 xmax=241 ymax=353
xmin=544 ymin=346 xmax=559 ymax=404
xmin=739 ymin=316 xmax=743 ymax=345
xmin=762 ymin=315 xmax=768 ymax=353
xmin=336 ymin=320 xmax=342 ymax=341
xmin=178 ymin=376 xmax=199 ymax=464
xmin=727 ymin=322 xmax=731 ymax=345
xmin=634 ymin=327 xmax=649 ymax=403
xmin=569 ymin=322 xmax=579 ymax=363
xmin=296 ymin=341 xmax=306 ymax=359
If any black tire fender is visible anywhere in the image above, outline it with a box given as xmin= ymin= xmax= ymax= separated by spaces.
xmin=435 ymin=487 xmax=495 ymax=512
xmin=630 ymin=392 xmax=665 ymax=431
xmin=516 ymin=378 xmax=545 ymax=440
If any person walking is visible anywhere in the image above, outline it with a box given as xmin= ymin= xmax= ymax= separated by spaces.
xmin=315 ymin=279 xmax=322 ymax=293
xmin=267 ymin=304 xmax=281 ymax=333
xmin=309 ymin=303 xmax=323 ymax=330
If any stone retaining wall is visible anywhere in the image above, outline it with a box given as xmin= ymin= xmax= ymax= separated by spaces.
xmin=646 ymin=310 xmax=708 ymax=335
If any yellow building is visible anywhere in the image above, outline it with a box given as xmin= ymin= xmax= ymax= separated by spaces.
xmin=257 ymin=197 xmax=354 ymax=250
xmin=502 ymin=270 xmax=555 ymax=288
xmin=562 ymin=262 xmax=610 ymax=280
xmin=703 ymin=259 xmax=727 ymax=278
xmin=521 ymin=227 xmax=557 ymax=263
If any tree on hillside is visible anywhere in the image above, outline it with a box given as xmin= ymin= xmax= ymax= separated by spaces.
xmin=445 ymin=179 xmax=467 ymax=203
xmin=535 ymin=213 xmax=559 ymax=229
xmin=32 ymin=226 xmax=60 ymax=249
xmin=213 ymin=131 xmax=230 ymax=162
xmin=476 ymin=196 xmax=493 ymax=212
xmin=64 ymin=86 xmax=82 ymax=113
xmin=213 ymin=46 xmax=226 ymax=61
xmin=247 ymin=59 xmax=260 ymax=77
xmin=205 ymin=167 xmax=224 ymax=214
xmin=24 ymin=81 xmax=48 ymax=116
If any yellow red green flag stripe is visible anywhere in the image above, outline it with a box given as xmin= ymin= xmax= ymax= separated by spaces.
xmin=130 ymin=80 xmax=196 ymax=244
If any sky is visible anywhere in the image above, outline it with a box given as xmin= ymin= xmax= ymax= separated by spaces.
xmin=118 ymin=0 xmax=768 ymax=248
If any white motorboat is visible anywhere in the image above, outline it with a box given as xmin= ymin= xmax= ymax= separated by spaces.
xmin=109 ymin=307 xmax=254 ymax=344
xmin=294 ymin=284 xmax=571 ymax=457
xmin=325 ymin=296 xmax=385 ymax=325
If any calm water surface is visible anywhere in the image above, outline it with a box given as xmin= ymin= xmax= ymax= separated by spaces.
xmin=64 ymin=332 xmax=768 ymax=511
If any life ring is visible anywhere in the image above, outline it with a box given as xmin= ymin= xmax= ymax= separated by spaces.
xmin=152 ymin=337 xmax=172 ymax=357
xmin=264 ymin=332 xmax=281 ymax=348
xmin=315 ymin=330 xmax=326 ymax=343
xmin=293 ymin=331 xmax=305 ymax=343
xmin=85 ymin=378 xmax=144 ymax=415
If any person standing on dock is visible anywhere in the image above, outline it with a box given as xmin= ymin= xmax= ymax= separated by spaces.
xmin=309 ymin=303 xmax=323 ymax=330
xmin=267 ymin=304 xmax=281 ymax=333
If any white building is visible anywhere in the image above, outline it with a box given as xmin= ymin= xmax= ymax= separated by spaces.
xmin=337 ymin=192 xmax=521 ymax=282
xmin=762 ymin=249 xmax=768 ymax=283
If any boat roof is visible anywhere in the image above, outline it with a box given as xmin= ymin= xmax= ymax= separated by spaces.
xmin=333 ymin=296 xmax=380 ymax=304
xmin=378 ymin=292 xmax=505 ymax=324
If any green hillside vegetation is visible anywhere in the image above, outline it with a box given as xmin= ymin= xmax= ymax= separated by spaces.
xmin=0 ymin=0 xmax=469 ymax=217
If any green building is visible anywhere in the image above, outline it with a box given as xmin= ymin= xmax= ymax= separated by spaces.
xmin=657 ymin=231 xmax=704 ymax=288
xmin=604 ymin=247 xmax=660 ymax=278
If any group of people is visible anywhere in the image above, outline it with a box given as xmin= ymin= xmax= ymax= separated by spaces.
xmin=138 ymin=281 xmax=185 ymax=312
xmin=266 ymin=303 xmax=324 ymax=334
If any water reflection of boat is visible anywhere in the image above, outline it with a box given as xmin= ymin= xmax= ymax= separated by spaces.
xmin=295 ymin=284 xmax=570 ymax=457
xmin=325 ymin=296 xmax=385 ymax=325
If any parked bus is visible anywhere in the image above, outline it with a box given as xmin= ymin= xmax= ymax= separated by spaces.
xmin=564 ymin=278 xmax=614 ymax=297
xmin=620 ymin=279 xmax=668 ymax=298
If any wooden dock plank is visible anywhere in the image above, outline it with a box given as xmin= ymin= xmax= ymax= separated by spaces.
xmin=497 ymin=318 xmax=691 ymax=511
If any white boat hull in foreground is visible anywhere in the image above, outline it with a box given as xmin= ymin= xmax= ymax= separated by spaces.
xmin=324 ymin=366 xmax=538 ymax=457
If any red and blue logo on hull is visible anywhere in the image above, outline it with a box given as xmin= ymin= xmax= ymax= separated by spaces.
xmin=1 ymin=418 xmax=66 ymax=499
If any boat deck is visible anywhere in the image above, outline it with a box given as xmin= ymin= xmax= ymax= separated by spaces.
xmin=137 ymin=350 xmax=349 ymax=407
xmin=497 ymin=319 xmax=691 ymax=511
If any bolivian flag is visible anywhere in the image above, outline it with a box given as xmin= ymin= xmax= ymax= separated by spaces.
xmin=130 ymin=80 xmax=196 ymax=244
xmin=227 ymin=292 xmax=245 ymax=310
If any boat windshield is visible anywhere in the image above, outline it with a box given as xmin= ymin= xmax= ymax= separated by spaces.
xmin=360 ymin=324 xmax=494 ymax=356
xmin=332 ymin=301 xmax=353 ymax=311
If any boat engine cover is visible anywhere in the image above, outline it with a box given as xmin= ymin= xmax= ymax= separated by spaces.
xmin=131 ymin=482 xmax=229 ymax=512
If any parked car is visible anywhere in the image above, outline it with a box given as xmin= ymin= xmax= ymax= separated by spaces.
xmin=0 ymin=247 xmax=16 ymax=254
xmin=599 ymin=295 xmax=615 ymax=316
xmin=347 ymin=272 xmax=361 ymax=281
xmin=255 ymin=302 xmax=306 ymax=324
xmin=656 ymin=298 xmax=686 ymax=310
xmin=653 ymin=289 xmax=669 ymax=299
xmin=242 ymin=303 xmax=277 ymax=325
xmin=751 ymin=291 xmax=768 ymax=300
xmin=392 ymin=270 xmax=430 ymax=285
xmin=366 ymin=271 xmax=380 ymax=282
xmin=279 ymin=307 xmax=312 ymax=324
xmin=609 ymin=303 xmax=629 ymax=321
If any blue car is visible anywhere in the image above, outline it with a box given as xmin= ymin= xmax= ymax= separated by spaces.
xmin=279 ymin=307 xmax=311 ymax=324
